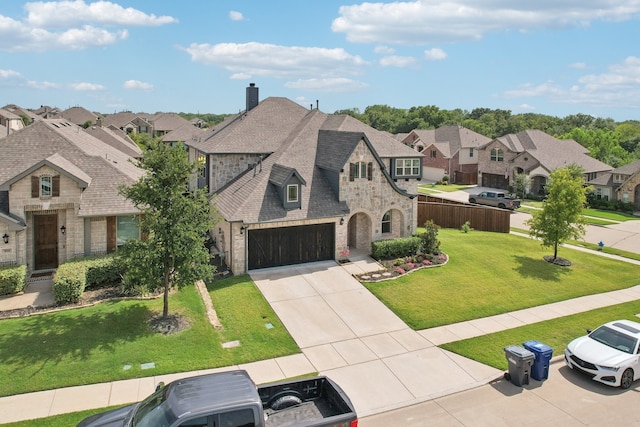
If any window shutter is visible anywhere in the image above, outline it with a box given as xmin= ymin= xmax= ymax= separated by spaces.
xmin=106 ymin=216 xmax=117 ymax=253
xmin=31 ymin=176 xmax=39 ymax=198
xmin=52 ymin=176 xmax=60 ymax=197
xmin=349 ymin=163 xmax=355 ymax=182
xmin=367 ymin=162 xmax=373 ymax=181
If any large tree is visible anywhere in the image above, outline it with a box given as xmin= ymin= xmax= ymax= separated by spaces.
xmin=119 ymin=142 xmax=216 ymax=317
xmin=525 ymin=165 xmax=588 ymax=263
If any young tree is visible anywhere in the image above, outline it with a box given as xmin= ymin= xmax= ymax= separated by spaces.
xmin=525 ymin=165 xmax=588 ymax=263
xmin=119 ymin=142 xmax=216 ymax=318
xmin=514 ymin=172 xmax=531 ymax=199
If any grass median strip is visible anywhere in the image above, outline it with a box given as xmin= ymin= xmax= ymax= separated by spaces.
xmin=441 ymin=300 xmax=640 ymax=370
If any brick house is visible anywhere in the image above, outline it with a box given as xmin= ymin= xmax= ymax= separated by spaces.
xmin=477 ymin=129 xmax=612 ymax=193
xmin=588 ymin=159 xmax=640 ymax=209
xmin=400 ymin=126 xmax=491 ymax=184
xmin=185 ymin=85 xmax=423 ymax=274
xmin=0 ymin=120 xmax=143 ymax=271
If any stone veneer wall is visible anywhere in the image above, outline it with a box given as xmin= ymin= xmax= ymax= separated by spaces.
xmin=209 ymin=153 xmax=264 ymax=193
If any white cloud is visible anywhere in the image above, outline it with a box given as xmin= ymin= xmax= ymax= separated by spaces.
xmin=379 ymin=55 xmax=417 ymax=67
xmin=332 ymin=1 xmax=640 ymax=44
xmin=517 ymin=103 xmax=536 ymax=111
xmin=0 ymin=68 xmax=21 ymax=79
xmin=25 ymin=1 xmax=177 ymax=27
xmin=123 ymin=80 xmax=154 ymax=91
xmin=229 ymin=11 xmax=245 ymax=21
xmin=70 ymin=82 xmax=106 ymax=91
xmin=502 ymin=57 xmax=640 ymax=109
xmin=230 ymin=73 xmax=252 ymax=80
xmin=0 ymin=1 xmax=174 ymax=52
xmin=374 ymin=45 xmax=395 ymax=54
xmin=26 ymin=80 xmax=60 ymax=89
xmin=284 ymin=78 xmax=369 ymax=92
xmin=183 ymin=42 xmax=368 ymax=79
xmin=424 ymin=48 xmax=447 ymax=60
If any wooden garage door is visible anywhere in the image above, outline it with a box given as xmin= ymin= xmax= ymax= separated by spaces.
xmin=482 ymin=173 xmax=509 ymax=190
xmin=248 ymin=223 xmax=335 ymax=270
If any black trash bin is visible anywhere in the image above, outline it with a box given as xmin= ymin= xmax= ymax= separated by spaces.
xmin=522 ymin=340 xmax=553 ymax=381
xmin=504 ymin=345 xmax=535 ymax=386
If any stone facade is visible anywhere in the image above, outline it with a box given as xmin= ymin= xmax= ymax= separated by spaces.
xmin=209 ymin=153 xmax=263 ymax=193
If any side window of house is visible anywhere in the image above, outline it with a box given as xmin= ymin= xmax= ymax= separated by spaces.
xmin=117 ymin=216 xmax=140 ymax=248
xmin=287 ymin=184 xmax=298 ymax=203
xmin=469 ymin=148 xmax=474 ymax=157
xmin=381 ymin=211 xmax=391 ymax=233
xmin=430 ymin=150 xmax=437 ymax=158
xmin=490 ymin=148 xmax=504 ymax=162
xmin=350 ymin=162 xmax=372 ymax=181
xmin=394 ymin=159 xmax=421 ymax=177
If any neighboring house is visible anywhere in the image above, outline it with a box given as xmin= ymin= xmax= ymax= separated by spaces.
xmin=588 ymin=159 xmax=640 ymax=210
xmin=0 ymin=108 xmax=26 ymax=136
xmin=0 ymin=119 xmax=144 ymax=271
xmin=83 ymin=122 xmax=143 ymax=159
xmin=149 ymin=112 xmax=193 ymax=137
xmin=401 ymin=126 xmax=491 ymax=183
xmin=103 ymin=111 xmax=153 ymax=135
xmin=477 ymin=129 xmax=613 ymax=194
xmin=185 ymin=85 xmax=423 ymax=274
xmin=2 ymin=104 xmax=38 ymax=125
xmin=33 ymin=105 xmax=61 ymax=119
xmin=60 ymin=106 xmax=100 ymax=127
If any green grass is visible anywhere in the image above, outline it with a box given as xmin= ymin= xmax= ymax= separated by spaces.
xmin=520 ymin=200 xmax=638 ymax=223
xmin=418 ymin=183 xmax=474 ymax=193
xmin=0 ymin=406 xmax=127 ymax=427
xmin=0 ymin=276 xmax=298 ymax=397
xmin=441 ymin=300 xmax=640 ymax=370
xmin=363 ymin=229 xmax=640 ymax=330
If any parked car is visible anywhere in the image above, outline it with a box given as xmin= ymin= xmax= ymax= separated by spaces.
xmin=76 ymin=370 xmax=358 ymax=427
xmin=468 ymin=191 xmax=521 ymax=210
xmin=564 ymin=319 xmax=640 ymax=389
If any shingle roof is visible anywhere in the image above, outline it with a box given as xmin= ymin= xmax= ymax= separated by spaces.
xmin=0 ymin=120 xmax=144 ymax=217
xmin=162 ymin=123 xmax=207 ymax=145
xmin=214 ymin=105 xmax=419 ymax=224
xmin=149 ymin=113 xmax=192 ymax=132
xmin=84 ymin=125 xmax=142 ymax=158
xmin=486 ymin=130 xmax=612 ymax=173
xmin=60 ymin=106 xmax=99 ymax=126
xmin=614 ymin=159 xmax=640 ymax=175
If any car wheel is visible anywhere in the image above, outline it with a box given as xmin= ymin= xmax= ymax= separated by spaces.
xmin=620 ymin=368 xmax=634 ymax=389
xmin=498 ymin=203 xmax=506 ymax=209
xmin=469 ymin=198 xmax=476 ymax=204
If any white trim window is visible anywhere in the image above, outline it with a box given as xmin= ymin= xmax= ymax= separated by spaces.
xmin=381 ymin=211 xmax=391 ymax=233
xmin=287 ymin=184 xmax=299 ymax=203
xmin=490 ymin=148 xmax=504 ymax=162
xmin=395 ymin=159 xmax=420 ymax=177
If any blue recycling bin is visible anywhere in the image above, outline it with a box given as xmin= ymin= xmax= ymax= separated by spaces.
xmin=522 ymin=340 xmax=553 ymax=381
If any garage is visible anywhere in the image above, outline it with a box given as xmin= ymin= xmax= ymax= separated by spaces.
xmin=247 ymin=223 xmax=335 ymax=270
xmin=481 ymin=173 xmax=509 ymax=190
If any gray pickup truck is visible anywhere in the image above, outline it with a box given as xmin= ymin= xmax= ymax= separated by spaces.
xmin=468 ymin=191 xmax=521 ymax=210
xmin=76 ymin=370 xmax=358 ymax=427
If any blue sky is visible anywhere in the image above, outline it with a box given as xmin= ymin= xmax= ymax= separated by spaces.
xmin=1 ymin=1 xmax=639 ymax=121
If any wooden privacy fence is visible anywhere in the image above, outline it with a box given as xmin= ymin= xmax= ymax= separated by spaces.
xmin=417 ymin=195 xmax=511 ymax=233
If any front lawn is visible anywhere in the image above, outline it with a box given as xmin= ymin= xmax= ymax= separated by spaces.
xmin=0 ymin=276 xmax=299 ymax=397
xmin=418 ymin=183 xmax=474 ymax=193
xmin=441 ymin=299 xmax=640 ymax=370
xmin=363 ymin=229 xmax=640 ymax=330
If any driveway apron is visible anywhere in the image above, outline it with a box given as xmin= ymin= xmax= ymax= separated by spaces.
xmin=250 ymin=260 xmax=502 ymax=417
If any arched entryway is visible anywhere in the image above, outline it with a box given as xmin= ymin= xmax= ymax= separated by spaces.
xmin=347 ymin=212 xmax=372 ymax=252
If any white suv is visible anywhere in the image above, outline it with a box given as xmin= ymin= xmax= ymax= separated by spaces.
xmin=565 ymin=319 xmax=640 ymax=389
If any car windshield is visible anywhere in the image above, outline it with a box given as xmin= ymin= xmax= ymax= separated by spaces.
xmin=589 ymin=325 xmax=639 ymax=354
xmin=132 ymin=385 xmax=177 ymax=427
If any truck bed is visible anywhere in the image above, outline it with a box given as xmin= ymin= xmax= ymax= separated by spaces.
xmin=259 ymin=376 xmax=357 ymax=427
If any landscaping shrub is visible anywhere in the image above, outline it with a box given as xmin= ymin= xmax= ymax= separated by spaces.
xmin=418 ymin=220 xmax=441 ymax=254
xmin=53 ymin=255 xmax=125 ymax=304
xmin=0 ymin=264 xmax=27 ymax=296
xmin=371 ymin=237 xmax=422 ymax=260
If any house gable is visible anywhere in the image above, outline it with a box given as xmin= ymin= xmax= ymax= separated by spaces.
xmin=269 ymin=164 xmax=306 ymax=210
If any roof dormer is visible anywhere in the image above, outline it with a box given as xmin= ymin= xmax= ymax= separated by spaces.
xmin=269 ymin=164 xmax=306 ymax=210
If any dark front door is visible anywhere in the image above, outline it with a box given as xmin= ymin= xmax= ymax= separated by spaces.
xmin=247 ymin=223 xmax=335 ymax=270
xmin=34 ymin=214 xmax=58 ymax=270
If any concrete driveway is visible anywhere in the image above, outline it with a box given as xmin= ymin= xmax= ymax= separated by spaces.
xmin=250 ymin=261 xmax=502 ymax=417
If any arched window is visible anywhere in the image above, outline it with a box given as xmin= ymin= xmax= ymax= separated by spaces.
xmin=381 ymin=211 xmax=391 ymax=233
